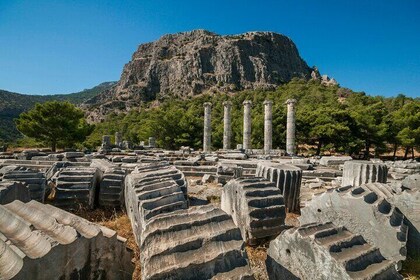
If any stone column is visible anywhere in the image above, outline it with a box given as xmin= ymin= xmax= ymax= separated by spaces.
xmin=223 ymin=101 xmax=232 ymax=150
xmin=243 ymin=100 xmax=252 ymax=150
xmin=264 ymin=100 xmax=273 ymax=154
xmin=148 ymin=137 xmax=156 ymax=148
xmin=203 ymin=102 xmax=212 ymax=152
xmin=115 ymin=132 xmax=122 ymax=147
xmin=285 ymin=99 xmax=297 ymax=156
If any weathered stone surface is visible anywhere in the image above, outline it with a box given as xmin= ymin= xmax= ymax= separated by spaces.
xmin=0 ymin=181 xmax=30 ymax=205
xmin=1 ymin=166 xmax=46 ymax=202
xmin=285 ymin=99 xmax=296 ymax=156
xmin=266 ymin=222 xmax=402 ymax=280
xmin=243 ymin=100 xmax=252 ymax=150
xmin=300 ymin=183 xmax=408 ymax=267
xmin=140 ymin=205 xmax=253 ymax=280
xmin=133 ymin=162 xmax=188 ymax=196
xmin=389 ymin=185 xmax=420 ymax=257
xmin=203 ymin=102 xmax=212 ymax=152
xmin=319 ymin=156 xmax=352 ymax=166
xmin=401 ymin=174 xmax=420 ymax=190
xmin=0 ymin=200 xmax=133 ymax=280
xmin=386 ymin=160 xmax=420 ymax=180
xmin=255 ymin=162 xmax=302 ymax=212
xmin=342 ymin=160 xmax=388 ymax=187
xmin=125 ymin=164 xmax=188 ymax=244
xmin=48 ymin=166 xmax=100 ymax=209
xmin=221 ymin=177 xmax=285 ymax=244
xmin=83 ymin=30 xmax=312 ymax=122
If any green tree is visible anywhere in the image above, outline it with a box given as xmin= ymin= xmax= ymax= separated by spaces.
xmin=15 ymin=101 xmax=93 ymax=151
xmin=392 ymin=101 xmax=420 ymax=159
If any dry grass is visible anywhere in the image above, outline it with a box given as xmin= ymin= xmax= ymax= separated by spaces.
xmin=246 ymin=243 xmax=269 ymax=280
xmin=402 ymin=257 xmax=420 ymax=280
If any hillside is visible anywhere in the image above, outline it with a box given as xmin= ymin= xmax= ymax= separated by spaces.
xmin=83 ymin=30 xmax=314 ymax=121
xmin=0 ymin=82 xmax=115 ymax=142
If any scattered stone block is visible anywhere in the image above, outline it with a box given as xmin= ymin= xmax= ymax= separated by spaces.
xmin=221 ymin=177 xmax=285 ymax=244
xmin=201 ymin=174 xmax=215 ymax=183
xmin=266 ymin=222 xmax=402 ymax=280
xmin=2 ymin=166 xmax=46 ymax=202
xmin=319 ymin=156 xmax=352 ymax=166
xmin=255 ymin=162 xmax=302 ymax=212
xmin=389 ymin=185 xmax=420 ymax=257
xmin=342 ymin=160 xmax=387 ymax=187
xmin=125 ymin=163 xmax=188 ymax=244
xmin=140 ymin=205 xmax=253 ymax=280
xmin=401 ymin=174 xmax=420 ymax=190
xmin=0 ymin=200 xmax=133 ymax=280
xmin=0 ymin=181 xmax=31 ymax=205
xmin=300 ymin=183 xmax=408 ymax=267
xmin=49 ymin=166 xmax=100 ymax=209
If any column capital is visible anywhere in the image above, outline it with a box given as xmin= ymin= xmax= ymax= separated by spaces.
xmin=285 ymin=99 xmax=297 ymax=105
xmin=223 ymin=101 xmax=232 ymax=107
xmin=203 ymin=102 xmax=212 ymax=108
xmin=263 ymin=100 xmax=273 ymax=105
xmin=243 ymin=100 xmax=252 ymax=106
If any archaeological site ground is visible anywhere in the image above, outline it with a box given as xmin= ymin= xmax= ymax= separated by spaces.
xmin=0 ymin=3 xmax=419 ymax=279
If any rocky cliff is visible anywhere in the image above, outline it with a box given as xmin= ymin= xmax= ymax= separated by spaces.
xmin=84 ymin=30 xmax=313 ymax=121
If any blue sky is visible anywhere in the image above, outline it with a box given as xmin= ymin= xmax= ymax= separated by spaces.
xmin=0 ymin=0 xmax=419 ymax=97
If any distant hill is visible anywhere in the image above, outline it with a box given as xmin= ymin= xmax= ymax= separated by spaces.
xmin=0 ymin=82 xmax=116 ymax=142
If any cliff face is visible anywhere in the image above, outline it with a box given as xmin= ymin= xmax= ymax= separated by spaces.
xmin=84 ymin=30 xmax=313 ymax=121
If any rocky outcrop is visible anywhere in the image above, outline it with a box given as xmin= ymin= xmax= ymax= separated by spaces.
xmin=221 ymin=177 xmax=285 ymax=244
xmin=83 ymin=30 xmax=312 ymax=121
xmin=266 ymin=222 xmax=402 ymax=280
xmin=0 ymin=200 xmax=133 ymax=280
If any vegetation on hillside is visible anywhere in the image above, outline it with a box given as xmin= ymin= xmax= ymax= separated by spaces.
xmin=15 ymin=101 xmax=93 ymax=151
xmin=84 ymin=79 xmax=420 ymax=158
xmin=0 ymin=82 xmax=115 ymax=142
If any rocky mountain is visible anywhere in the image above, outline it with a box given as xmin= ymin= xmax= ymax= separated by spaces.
xmin=83 ymin=30 xmax=313 ymax=121
xmin=0 ymin=82 xmax=115 ymax=142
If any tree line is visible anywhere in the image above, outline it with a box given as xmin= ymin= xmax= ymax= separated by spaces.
xmin=12 ymin=79 xmax=420 ymax=158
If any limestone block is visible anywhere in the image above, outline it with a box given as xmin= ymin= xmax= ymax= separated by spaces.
xmin=266 ymin=222 xmax=402 ymax=280
xmin=221 ymin=177 xmax=285 ymax=244
xmin=125 ymin=164 xmax=188 ymax=245
xmin=300 ymin=183 xmax=408 ymax=267
xmin=319 ymin=156 xmax=352 ymax=166
xmin=401 ymin=174 xmax=420 ymax=190
xmin=49 ymin=166 xmax=100 ymax=209
xmin=1 ymin=166 xmax=46 ymax=203
xmin=255 ymin=162 xmax=302 ymax=212
xmin=0 ymin=200 xmax=133 ymax=280
xmin=389 ymin=186 xmax=420 ymax=257
xmin=342 ymin=160 xmax=387 ymax=187
xmin=0 ymin=181 xmax=31 ymax=205
xmin=140 ymin=205 xmax=253 ymax=280
xmin=98 ymin=168 xmax=126 ymax=208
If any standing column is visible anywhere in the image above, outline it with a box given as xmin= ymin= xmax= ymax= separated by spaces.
xmin=285 ymin=99 xmax=297 ymax=156
xmin=264 ymin=100 xmax=273 ymax=154
xmin=243 ymin=100 xmax=252 ymax=150
xmin=115 ymin=132 xmax=122 ymax=147
xmin=203 ymin=102 xmax=212 ymax=152
xmin=223 ymin=101 xmax=232 ymax=150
